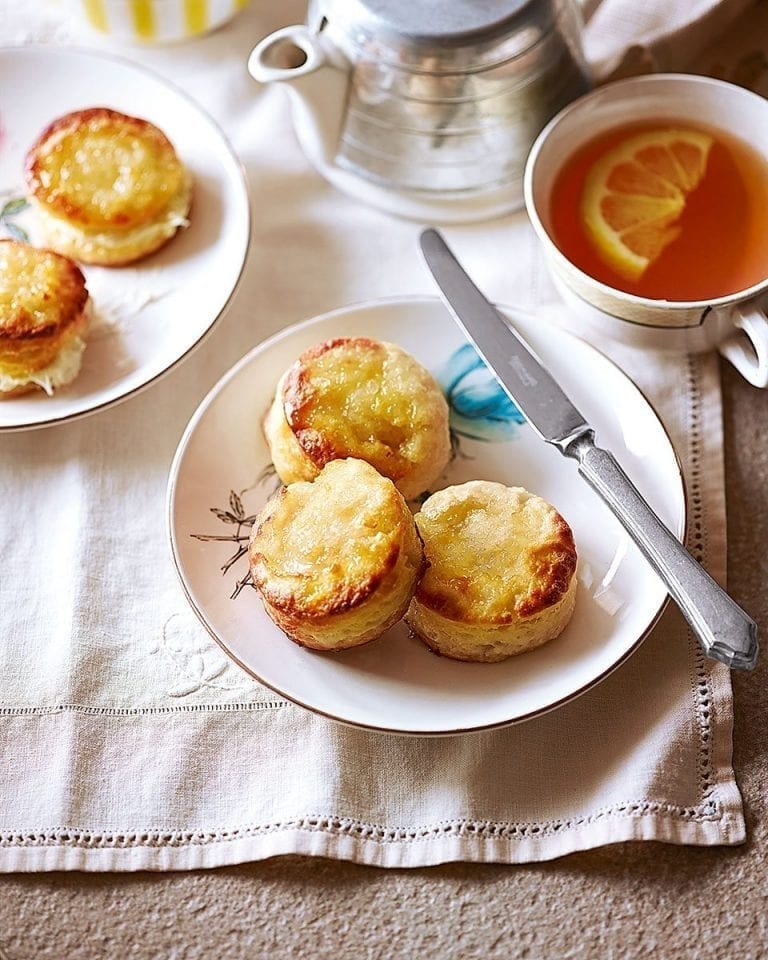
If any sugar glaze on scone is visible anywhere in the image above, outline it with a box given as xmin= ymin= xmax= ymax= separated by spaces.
xmin=0 ymin=240 xmax=90 ymax=398
xmin=25 ymin=108 xmax=191 ymax=266
xmin=263 ymin=337 xmax=451 ymax=500
xmin=249 ymin=458 xmax=425 ymax=651
xmin=406 ymin=481 xmax=577 ymax=662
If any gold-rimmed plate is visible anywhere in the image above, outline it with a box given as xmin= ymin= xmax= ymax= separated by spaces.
xmin=167 ymin=297 xmax=685 ymax=735
xmin=0 ymin=47 xmax=249 ymax=431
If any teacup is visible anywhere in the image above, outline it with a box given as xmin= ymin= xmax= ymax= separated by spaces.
xmin=524 ymin=73 xmax=768 ymax=387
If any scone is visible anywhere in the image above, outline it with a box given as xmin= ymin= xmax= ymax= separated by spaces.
xmin=249 ymin=458 xmax=425 ymax=651
xmin=25 ymin=107 xmax=191 ymax=266
xmin=0 ymin=240 xmax=90 ymax=398
xmin=406 ymin=481 xmax=577 ymax=662
xmin=263 ymin=337 xmax=451 ymax=500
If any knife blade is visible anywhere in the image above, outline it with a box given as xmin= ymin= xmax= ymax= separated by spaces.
xmin=420 ymin=227 xmax=758 ymax=671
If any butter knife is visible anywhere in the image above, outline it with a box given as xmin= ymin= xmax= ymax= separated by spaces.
xmin=420 ymin=228 xmax=758 ymax=671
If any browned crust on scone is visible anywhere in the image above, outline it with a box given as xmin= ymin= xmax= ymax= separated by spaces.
xmin=281 ymin=337 xmax=403 ymax=473
xmin=249 ymin=498 xmax=403 ymax=620
xmin=416 ymin=511 xmax=577 ymax=625
xmin=260 ymin=587 xmax=415 ymax=652
xmin=0 ymin=307 xmax=89 ymax=392
xmin=517 ymin=513 xmax=577 ymax=618
xmin=252 ymin=542 xmax=400 ymax=618
xmin=0 ymin=241 xmax=88 ymax=341
xmin=25 ymin=107 xmax=179 ymax=229
xmin=0 ymin=381 xmax=38 ymax=399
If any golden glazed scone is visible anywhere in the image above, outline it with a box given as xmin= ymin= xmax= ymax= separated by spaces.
xmin=263 ymin=337 xmax=451 ymax=500
xmin=0 ymin=240 xmax=90 ymax=398
xmin=249 ymin=458 xmax=425 ymax=651
xmin=406 ymin=481 xmax=577 ymax=662
xmin=25 ymin=107 xmax=191 ymax=266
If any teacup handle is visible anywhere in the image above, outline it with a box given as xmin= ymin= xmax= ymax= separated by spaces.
xmin=718 ymin=301 xmax=768 ymax=388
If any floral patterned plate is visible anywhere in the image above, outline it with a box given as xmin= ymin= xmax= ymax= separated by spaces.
xmin=167 ymin=297 xmax=686 ymax=735
xmin=0 ymin=47 xmax=249 ymax=431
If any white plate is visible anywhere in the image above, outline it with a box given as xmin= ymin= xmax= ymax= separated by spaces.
xmin=168 ymin=298 xmax=686 ymax=735
xmin=0 ymin=47 xmax=249 ymax=431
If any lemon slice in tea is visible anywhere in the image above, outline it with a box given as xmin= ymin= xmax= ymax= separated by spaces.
xmin=580 ymin=129 xmax=713 ymax=282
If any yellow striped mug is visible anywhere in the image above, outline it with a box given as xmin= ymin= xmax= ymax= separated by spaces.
xmin=73 ymin=0 xmax=250 ymax=43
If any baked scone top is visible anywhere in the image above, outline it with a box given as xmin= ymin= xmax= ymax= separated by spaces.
xmin=250 ymin=458 xmax=413 ymax=619
xmin=415 ymin=481 xmax=577 ymax=624
xmin=0 ymin=240 xmax=88 ymax=340
xmin=281 ymin=337 xmax=449 ymax=484
xmin=25 ymin=108 xmax=185 ymax=231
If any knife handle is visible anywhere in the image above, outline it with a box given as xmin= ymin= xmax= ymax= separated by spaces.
xmin=563 ymin=431 xmax=758 ymax=670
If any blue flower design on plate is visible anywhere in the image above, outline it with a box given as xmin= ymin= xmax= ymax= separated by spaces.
xmin=438 ymin=343 xmax=525 ymax=442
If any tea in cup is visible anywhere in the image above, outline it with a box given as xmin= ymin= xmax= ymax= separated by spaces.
xmin=524 ymin=74 xmax=768 ymax=387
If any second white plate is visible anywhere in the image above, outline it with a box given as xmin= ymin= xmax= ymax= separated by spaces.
xmin=0 ymin=46 xmax=250 ymax=431
xmin=168 ymin=297 xmax=685 ymax=735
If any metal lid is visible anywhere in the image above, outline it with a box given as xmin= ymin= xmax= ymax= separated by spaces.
xmin=320 ymin=0 xmax=548 ymax=48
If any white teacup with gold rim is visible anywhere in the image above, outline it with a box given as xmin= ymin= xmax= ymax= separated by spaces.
xmin=524 ymin=73 xmax=768 ymax=387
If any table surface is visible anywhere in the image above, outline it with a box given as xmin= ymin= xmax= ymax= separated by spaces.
xmin=1 ymin=5 xmax=767 ymax=958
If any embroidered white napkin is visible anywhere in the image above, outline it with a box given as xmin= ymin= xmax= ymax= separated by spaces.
xmin=0 ymin=0 xmax=748 ymax=870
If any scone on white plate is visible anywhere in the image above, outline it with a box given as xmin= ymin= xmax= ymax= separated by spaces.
xmin=406 ymin=480 xmax=577 ymax=662
xmin=248 ymin=457 xmax=425 ymax=651
xmin=263 ymin=336 xmax=451 ymax=500
xmin=0 ymin=240 xmax=90 ymax=398
xmin=25 ymin=107 xmax=191 ymax=266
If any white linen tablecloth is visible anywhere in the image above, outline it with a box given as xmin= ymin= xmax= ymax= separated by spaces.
xmin=0 ymin=0 xmax=753 ymax=869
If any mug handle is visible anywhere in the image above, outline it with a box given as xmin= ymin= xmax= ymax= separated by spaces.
xmin=718 ymin=301 xmax=768 ymax=388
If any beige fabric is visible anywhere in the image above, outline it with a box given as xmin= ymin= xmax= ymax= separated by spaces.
xmin=583 ymin=0 xmax=755 ymax=77
xmin=0 ymin=0 xmax=747 ymax=870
